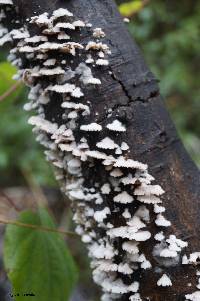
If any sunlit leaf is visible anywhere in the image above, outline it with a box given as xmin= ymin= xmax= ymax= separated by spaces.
xmin=119 ymin=0 xmax=143 ymax=17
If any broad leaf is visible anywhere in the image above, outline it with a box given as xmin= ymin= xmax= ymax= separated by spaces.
xmin=4 ymin=208 xmax=78 ymax=301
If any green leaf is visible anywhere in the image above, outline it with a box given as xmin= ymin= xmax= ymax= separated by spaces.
xmin=119 ymin=0 xmax=143 ymax=17
xmin=3 ymin=208 xmax=78 ymax=301
xmin=0 ymin=62 xmax=17 ymax=93
xmin=0 ymin=62 xmax=22 ymax=103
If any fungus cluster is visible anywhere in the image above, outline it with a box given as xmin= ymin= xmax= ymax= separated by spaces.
xmin=0 ymin=0 xmax=15 ymax=46
xmin=0 ymin=3 xmax=199 ymax=300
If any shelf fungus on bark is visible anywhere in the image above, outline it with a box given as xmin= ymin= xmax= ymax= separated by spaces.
xmin=1 ymin=3 xmax=200 ymax=300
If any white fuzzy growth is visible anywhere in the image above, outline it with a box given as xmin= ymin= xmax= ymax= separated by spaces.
xmin=118 ymin=263 xmax=133 ymax=275
xmin=154 ymin=204 xmax=166 ymax=213
xmin=182 ymin=255 xmax=189 ymax=265
xmin=36 ymin=42 xmax=83 ymax=55
xmin=121 ymin=142 xmax=129 ymax=151
xmin=114 ymin=156 xmax=147 ymax=171
xmin=0 ymin=0 xmax=13 ymax=4
xmin=55 ymin=22 xmax=75 ymax=30
xmin=107 ymin=120 xmax=126 ymax=132
xmin=141 ymin=259 xmax=152 ymax=269
xmin=121 ymin=175 xmax=138 ymax=185
xmin=122 ymin=241 xmax=139 ymax=254
xmin=122 ymin=208 xmax=131 ymax=219
xmin=28 ymin=116 xmax=58 ymax=134
xmin=25 ymin=35 xmax=47 ymax=43
xmin=30 ymin=13 xmax=50 ymax=26
xmin=97 ymin=137 xmax=118 ymax=150
xmin=137 ymin=195 xmax=162 ymax=204
xmin=80 ymin=123 xmax=102 ymax=132
xmin=43 ymin=58 xmax=56 ymax=66
xmin=101 ymin=293 xmax=119 ymax=301
xmin=86 ymin=41 xmax=110 ymax=53
xmin=82 ymin=234 xmax=92 ymax=243
xmin=107 ymin=227 xmax=151 ymax=241
xmin=113 ymin=191 xmax=133 ymax=204
xmin=38 ymin=94 xmax=50 ymax=104
xmin=134 ymin=184 xmax=164 ymax=196
xmin=129 ymin=282 xmax=139 ymax=293
xmin=101 ymin=183 xmax=111 ymax=195
xmin=85 ymin=150 xmax=109 ymax=160
xmin=37 ymin=67 xmax=65 ymax=76
xmin=52 ymin=8 xmax=73 ymax=18
xmin=160 ymin=248 xmax=178 ymax=258
xmin=58 ymin=32 xmax=70 ymax=40
xmin=67 ymin=158 xmax=81 ymax=175
xmin=95 ymin=260 xmax=118 ymax=272
xmin=94 ymin=207 xmax=111 ymax=223
xmin=73 ymin=20 xmax=85 ymax=27
xmin=110 ymin=168 xmax=123 ymax=178
xmin=76 ymin=63 xmax=101 ymax=85
xmin=47 ymin=83 xmax=83 ymax=98
xmin=157 ymin=274 xmax=172 ymax=287
xmin=96 ymin=59 xmax=109 ymax=66
xmin=185 ymin=292 xmax=200 ymax=301
xmin=10 ymin=28 xmax=30 ymax=40
xmin=0 ymin=10 xmax=6 ymax=21
xmin=155 ymin=214 xmax=171 ymax=227
xmin=0 ymin=32 xmax=11 ymax=46
xmin=127 ymin=216 xmax=146 ymax=229
xmin=98 ymin=51 xmax=105 ymax=58
xmin=89 ymin=243 xmax=115 ymax=260
xmin=0 ymin=25 xmax=7 ymax=37
xmin=101 ymin=278 xmax=139 ymax=294
xmin=167 ymin=235 xmax=188 ymax=249
xmin=182 ymin=252 xmax=200 ymax=265
xmin=129 ymin=294 xmax=142 ymax=301
xmin=123 ymin=17 xmax=130 ymax=23
xmin=68 ymin=111 xmax=78 ymax=118
xmin=85 ymin=55 xmax=94 ymax=64
xmin=48 ymin=83 xmax=75 ymax=93
xmin=61 ymin=102 xmax=89 ymax=114
xmin=154 ymin=231 xmax=165 ymax=241
xmin=115 ymin=147 xmax=122 ymax=155
xmin=93 ymin=28 xmax=105 ymax=38
xmin=135 ymin=206 xmax=150 ymax=222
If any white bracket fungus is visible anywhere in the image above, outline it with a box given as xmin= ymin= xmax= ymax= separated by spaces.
xmin=157 ymin=274 xmax=172 ymax=287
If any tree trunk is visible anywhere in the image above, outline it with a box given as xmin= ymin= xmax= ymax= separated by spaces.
xmin=1 ymin=0 xmax=200 ymax=300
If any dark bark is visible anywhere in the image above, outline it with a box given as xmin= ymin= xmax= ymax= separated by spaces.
xmin=3 ymin=0 xmax=200 ymax=300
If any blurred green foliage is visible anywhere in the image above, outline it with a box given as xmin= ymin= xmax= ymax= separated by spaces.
xmin=122 ymin=0 xmax=200 ymax=165
xmin=0 ymin=53 xmax=56 ymax=187
xmin=0 ymin=0 xmax=199 ymax=189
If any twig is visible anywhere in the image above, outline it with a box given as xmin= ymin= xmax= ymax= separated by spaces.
xmin=0 ymin=81 xmax=22 ymax=103
xmin=0 ymin=190 xmax=21 ymax=212
xmin=21 ymin=168 xmax=48 ymax=207
xmin=0 ymin=218 xmax=78 ymax=237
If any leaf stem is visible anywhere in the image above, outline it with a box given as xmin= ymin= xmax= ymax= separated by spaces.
xmin=0 ymin=218 xmax=78 ymax=238
xmin=0 ymin=81 xmax=22 ymax=103
xmin=0 ymin=190 xmax=21 ymax=212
